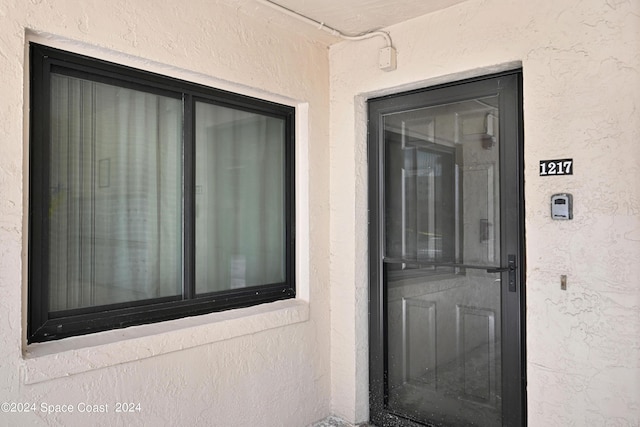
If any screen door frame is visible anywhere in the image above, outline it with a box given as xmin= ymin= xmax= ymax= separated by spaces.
xmin=368 ymin=70 xmax=526 ymax=426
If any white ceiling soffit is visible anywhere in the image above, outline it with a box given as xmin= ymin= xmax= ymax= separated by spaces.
xmin=265 ymin=0 xmax=469 ymax=35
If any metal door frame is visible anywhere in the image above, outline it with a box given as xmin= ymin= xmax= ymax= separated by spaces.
xmin=368 ymin=70 xmax=526 ymax=426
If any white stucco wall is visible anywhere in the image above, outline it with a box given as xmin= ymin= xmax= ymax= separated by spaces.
xmin=329 ymin=0 xmax=640 ymax=425
xmin=0 ymin=1 xmax=331 ymax=426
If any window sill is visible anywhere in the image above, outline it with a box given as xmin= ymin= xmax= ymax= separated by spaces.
xmin=21 ymin=299 xmax=309 ymax=385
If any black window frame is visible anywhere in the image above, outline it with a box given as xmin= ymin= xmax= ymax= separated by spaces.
xmin=28 ymin=43 xmax=296 ymax=343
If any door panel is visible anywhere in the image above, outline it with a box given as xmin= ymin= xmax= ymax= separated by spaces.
xmin=369 ymin=72 xmax=524 ymax=427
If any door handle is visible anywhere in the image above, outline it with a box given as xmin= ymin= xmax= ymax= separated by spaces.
xmin=486 ymin=254 xmax=517 ymax=292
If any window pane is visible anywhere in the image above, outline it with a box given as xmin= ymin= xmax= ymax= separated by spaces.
xmin=195 ymin=102 xmax=286 ymax=293
xmin=383 ymin=97 xmax=500 ymax=267
xmin=384 ymin=122 xmax=457 ymax=264
xmin=48 ymin=74 xmax=183 ymax=311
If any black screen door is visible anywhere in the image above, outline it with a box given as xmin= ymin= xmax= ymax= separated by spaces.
xmin=368 ymin=71 xmax=525 ymax=426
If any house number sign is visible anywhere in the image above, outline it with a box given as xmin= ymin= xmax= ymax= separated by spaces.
xmin=540 ymin=158 xmax=573 ymax=176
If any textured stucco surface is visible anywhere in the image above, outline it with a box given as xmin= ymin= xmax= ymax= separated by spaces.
xmin=329 ymin=0 xmax=640 ymax=425
xmin=3 ymin=0 xmax=640 ymax=425
xmin=0 ymin=0 xmax=331 ymax=426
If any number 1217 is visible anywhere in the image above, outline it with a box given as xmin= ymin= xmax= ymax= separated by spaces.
xmin=540 ymin=159 xmax=573 ymax=176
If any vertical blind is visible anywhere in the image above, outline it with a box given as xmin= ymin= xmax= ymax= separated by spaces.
xmin=49 ymin=74 xmax=183 ymax=311
xmin=48 ymin=74 xmax=287 ymax=312
xmin=194 ymin=102 xmax=286 ymax=293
